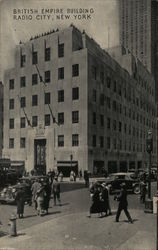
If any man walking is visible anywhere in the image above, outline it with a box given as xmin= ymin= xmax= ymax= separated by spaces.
xmin=52 ymin=176 xmax=61 ymax=206
xmin=115 ymin=183 xmax=133 ymax=223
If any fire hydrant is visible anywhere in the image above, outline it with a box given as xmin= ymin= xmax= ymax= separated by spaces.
xmin=8 ymin=214 xmax=17 ymax=237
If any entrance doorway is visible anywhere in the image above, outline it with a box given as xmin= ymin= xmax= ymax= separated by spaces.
xmin=34 ymin=139 xmax=46 ymax=175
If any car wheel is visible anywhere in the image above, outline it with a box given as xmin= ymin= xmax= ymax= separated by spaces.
xmin=133 ymin=185 xmax=140 ymax=194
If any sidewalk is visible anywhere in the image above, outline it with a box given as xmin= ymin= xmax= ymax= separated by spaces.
xmin=0 ymin=207 xmax=156 ymax=250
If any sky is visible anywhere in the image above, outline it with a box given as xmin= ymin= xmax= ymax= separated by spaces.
xmin=0 ymin=0 xmax=119 ymax=81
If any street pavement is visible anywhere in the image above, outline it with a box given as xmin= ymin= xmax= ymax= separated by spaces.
xmin=0 ymin=180 xmax=157 ymax=250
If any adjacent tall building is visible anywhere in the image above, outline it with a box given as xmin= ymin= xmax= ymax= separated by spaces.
xmin=3 ymin=25 xmax=156 ymax=175
xmin=119 ymin=0 xmax=158 ymax=100
xmin=0 ymin=82 xmax=3 ymax=158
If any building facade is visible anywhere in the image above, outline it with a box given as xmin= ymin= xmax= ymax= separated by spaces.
xmin=0 ymin=82 xmax=3 ymax=158
xmin=119 ymin=0 xmax=158 ymax=100
xmin=3 ymin=25 xmax=156 ymax=175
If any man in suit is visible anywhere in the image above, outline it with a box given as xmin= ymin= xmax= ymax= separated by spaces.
xmin=115 ymin=183 xmax=133 ymax=223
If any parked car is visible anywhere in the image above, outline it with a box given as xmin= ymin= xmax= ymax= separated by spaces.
xmin=0 ymin=175 xmax=48 ymax=205
xmin=0 ymin=182 xmax=32 ymax=205
xmin=92 ymin=172 xmax=140 ymax=194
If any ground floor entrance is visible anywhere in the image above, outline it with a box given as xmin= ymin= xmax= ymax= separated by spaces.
xmin=34 ymin=139 xmax=46 ymax=175
xmin=57 ymin=161 xmax=78 ymax=177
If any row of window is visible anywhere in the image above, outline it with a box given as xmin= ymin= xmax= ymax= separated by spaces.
xmin=9 ymin=64 xmax=79 ymax=89
xmin=9 ymin=88 xmax=79 ymax=109
xmin=9 ymin=134 xmax=79 ymax=149
xmin=93 ymin=135 xmax=153 ymax=153
xmin=92 ymin=89 xmax=155 ymax=116
xmin=92 ymin=113 xmax=155 ymax=130
xmin=9 ymin=111 xmax=79 ymax=128
xmin=21 ymin=43 xmax=64 ymax=67
xmin=91 ymin=66 xmax=154 ymax=97
xmin=8 ymin=135 xmax=153 ymax=153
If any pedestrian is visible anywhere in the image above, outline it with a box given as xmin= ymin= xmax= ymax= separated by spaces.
xmin=79 ymin=169 xmax=82 ymax=180
xmin=15 ymin=186 xmax=25 ymax=219
xmin=52 ymin=176 xmax=61 ymax=206
xmin=43 ymin=180 xmax=51 ymax=214
xmin=31 ymin=178 xmax=40 ymax=210
xmin=88 ymin=185 xmax=102 ymax=218
xmin=140 ymin=179 xmax=147 ymax=204
xmin=84 ymin=171 xmax=89 ymax=187
xmin=59 ymin=171 xmax=64 ymax=182
xmin=36 ymin=183 xmax=46 ymax=216
xmin=100 ymin=183 xmax=109 ymax=216
xmin=105 ymin=184 xmax=112 ymax=215
xmin=70 ymin=170 xmax=74 ymax=181
xmin=115 ymin=183 xmax=133 ymax=223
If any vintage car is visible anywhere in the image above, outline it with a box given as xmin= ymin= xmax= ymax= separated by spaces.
xmin=0 ymin=175 xmax=48 ymax=205
xmin=0 ymin=183 xmax=32 ymax=205
xmin=92 ymin=172 xmax=140 ymax=194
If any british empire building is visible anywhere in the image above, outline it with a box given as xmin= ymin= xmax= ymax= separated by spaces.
xmin=3 ymin=25 xmax=156 ymax=175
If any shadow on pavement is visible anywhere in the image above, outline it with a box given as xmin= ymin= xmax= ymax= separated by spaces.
xmin=22 ymin=214 xmax=37 ymax=219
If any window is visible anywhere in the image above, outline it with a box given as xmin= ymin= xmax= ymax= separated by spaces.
xmin=32 ymin=95 xmax=38 ymax=106
xmin=20 ymin=117 xmax=25 ymax=128
xmin=9 ymin=79 xmax=14 ymax=90
xmin=100 ymin=72 xmax=104 ymax=84
xmin=100 ymin=94 xmax=104 ymax=106
xmin=92 ymin=135 xmax=96 ymax=147
xmin=45 ymin=114 xmax=50 ymax=126
xmin=20 ymin=97 xmax=26 ymax=108
xmin=9 ymin=138 xmax=14 ymax=148
xmin=32 ymin=116 xmax=38 ymax=127
xmin=58 ymin=135 xmax=64 ymax=147
xmin=92 ymin=66 xmax=97 ymax=80
xmin=20 ymin=76 xmax=26 ymax=88
xmin=119 ymin=121 xmax=122 ymax=132
xmin=72 ymin=111 xmax=79 ymax=123
xmin=45 ymin=47 xmax=51 ymax=61
xmin=107 ymin=97 xmax=111 ymax=109
xmin=113 ymin=81 xmax=116 ymax=92
xmin=58 ymin=90 xmax=64 ymax=102
xmin=9 ymin=99 xmax=14 ymax=110
xmin=100 ymin=115 xmax=104 ymax=127
xmin=93 ymin=89 xmax=97 ymax=102
xmin=32 ymin=51 xmax=38 ymax=64
xmin=93 ymin=112 xmax=96 ymax=124
xmin=45 ymin=92 xmax=50 ymax=105
xmin=20 ymin=137 xmax=26 ymax=148
xmin=32 ymin=74 xmax=38 ymax=85
xmin=72 ymin=87 xmax=79 ymax=100
xmin=58 ymin=67 xmax=64 ymax=79
xmin=21 ymin=54 xmax=26 ymax=67
xmin=9 ymin=118 xmax=14 ymax=129
xmin=107 ymin=117 xmax=111 ymax=129
xmin=112 ymin=100 xmax=117 ymax=111
xmin=58 ymin=112 xmax=64 ymax=125
xmin=113 ymin=120 xmax=117 ymax=130
xmin=72 ymin=64 xmax=79 ymax=77
xmin=45 ymin=71 xmax=50 ymax=83
xmin=107 ymin=76 xmax=111 ymax=88
xmin=100 ymin=136 xmax=104 ymax=148
xmin=72 ymin=134 xmax=79 ymax=146
xmin=113 ymin=138 xmax=117 ymax=150
xmin=107 ymin=137 xmax=111 ymax=149
xmin=58 ymin=43 xmax=64 ymax=58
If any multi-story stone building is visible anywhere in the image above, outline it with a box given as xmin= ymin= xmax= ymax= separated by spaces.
xmin=0 ymin=81 xmax=3 ymax=158
xmin=119 ymin=0 xmax=158 ymax=101
xmin=3 ymin=25 xmax=156 ymax=175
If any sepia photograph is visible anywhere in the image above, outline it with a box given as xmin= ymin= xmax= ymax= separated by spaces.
xmin=0 ymin=0 xmax=158 ymax=249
